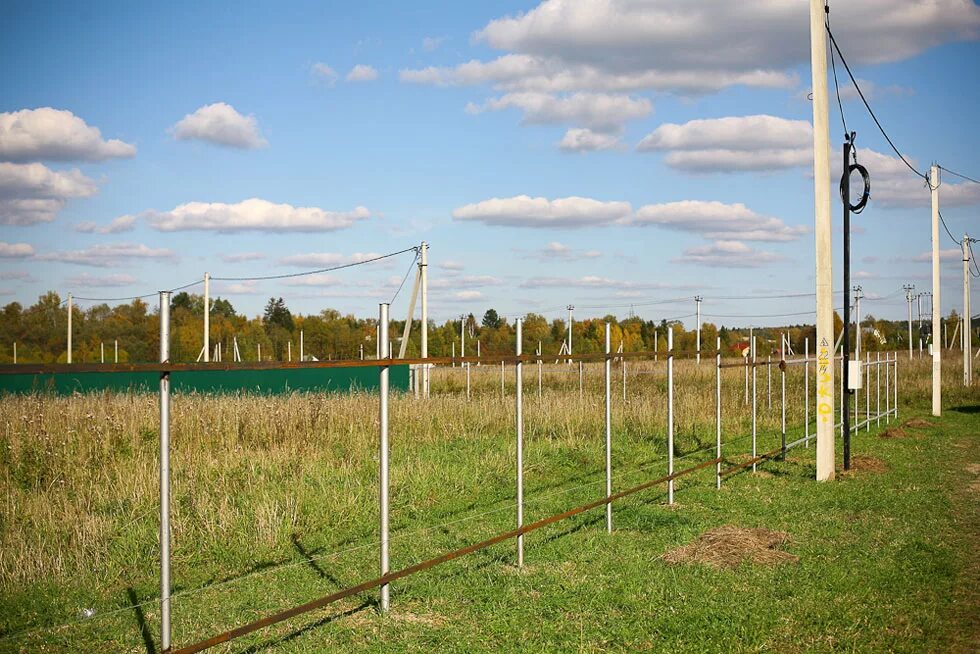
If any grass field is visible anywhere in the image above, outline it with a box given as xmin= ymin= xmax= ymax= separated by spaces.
xmin=0 ymin=353 xmax=978 ymax=652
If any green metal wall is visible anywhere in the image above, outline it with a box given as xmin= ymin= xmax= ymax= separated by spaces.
xmin=0 ymin=365 xmax=410 ymax=395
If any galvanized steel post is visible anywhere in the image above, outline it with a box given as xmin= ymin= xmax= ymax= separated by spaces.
xmin=378 ymin=303 xmax=390 ymax=612
xmin=158 ymin=291 xmax=172 ymax=651
xmin=752 ymin=335 xmax=757 ymax=472
xmin=667 ymin=327 xmax=675 ymax=504
xmin=605 ymin=323 xmax=613 ymax=532
xmin=515 ymin=318 xmax=524 ymax=566
xmin=715 ymin=337 xmax=722 ymax=489
xmin=805 ymin=337 xmax=810 ymax=447
xmin=885 ymin=351 xmax=890 ymax=423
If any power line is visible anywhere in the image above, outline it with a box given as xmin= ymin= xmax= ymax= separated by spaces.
xmin=938 ymin=210 xmax=963 ymax=247
xmin=824 ymin=17 xmax=927 ymax=182
xmin=389 ymin=248 xmax=420 ymax=305
xmin=211 ymin=247 xmax=419 ymax=282
xmin=825 ymin=7 xmax=848 ymax=137
xmin=938 ymin=165 xmax=980 ymax=186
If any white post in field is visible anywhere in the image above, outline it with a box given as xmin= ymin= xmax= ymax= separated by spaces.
xmin=13 ymin=342 xmax=16 ymax=364
xmin=604 ymin=322 xmax=612 ymax=531
xmin=515 ymin=318 xmax=524 ymax=566
xmin=695 ymin=295 xmax=702 ymax=364
xmin=257 ymin=343 xmax=261 ymax=362
xmin=66 ymin=292 xmax=72 ymax=364
xmin=810 ymin=0 xmax=835 ymax=481
xmin=930 ymin=164 xmax=942 ymax=416
xmin=203 ymin=272 xmax=210 ymax=363
xmin=300 ymin=330 xmax=304 ymax=362
xmin=904 ymin=284 xmax=915 ymax=360
xmin=964 ymin=235 xmax=973 ymax=386
xmin=114 ymin=339 xmax=118 ymax=363
xmin=420 ymin=241 xmax=429 ymax=397
xmin=854 ymin=286 xmax=862 ymax=361
xmin=378 ymin=303 xmax=390 ymax=611
xmin=567 ymin=305 xmax=574 ymax=365
xmin=101 ymin=342 xmax=104 ymax=364
xmin=288 ymin=341 xmax=292 ymax=362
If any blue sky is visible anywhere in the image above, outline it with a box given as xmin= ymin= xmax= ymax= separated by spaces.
xmin=2 ymin=0 xmax=979 ymax=327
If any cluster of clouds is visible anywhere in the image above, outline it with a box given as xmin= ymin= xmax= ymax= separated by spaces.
xmin=400 ymin=0 xmax=980 ymax=150
xmin=310 ymin=62 xmax=380 ymax=86
xmin=453 ymin=194 xmax=806 ymax=268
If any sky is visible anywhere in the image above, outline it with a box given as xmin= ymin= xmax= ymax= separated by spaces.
xmin=1 ymin=0 xmax=979 ymax=328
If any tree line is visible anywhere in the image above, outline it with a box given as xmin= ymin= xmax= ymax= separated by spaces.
xmin=0 ymin=292 xmax=963 ymax=364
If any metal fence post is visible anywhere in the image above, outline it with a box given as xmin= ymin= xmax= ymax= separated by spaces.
xmin=537 ymin=343 xmax=542 ymax=399
xmin=515 ymin=319 xmax=524 ymax=566
xmin=716 ymin=337 xmax=722 ymax=489
xmin=876 ymin=352 xmax=881 ymax=427
xmin=622 ymin=354 xmax=627 ymax=403
xmin=605 ymin=323 xmax=613 ymax=532
xmin=781 ymin=353 xmax=786 ymax=459
xmin=579 ymin=360 xmax=583 ymax=398
xmin=466 ymin=360 xmax=471 ymax=401
xmin=158 ymin=291 xmax=172 ymax=651
xmin=378 ymin=303 xmax=390 ymax=612
xmin=500 ymin=360 xmax=505 ymax=399
xmin=767 ymin=354 xmax=772 ymax=410
xmin=667 ymin=327 xmax=675 ymax=504
xmin=885 ymin=351 xmax=890 ymax=423
xmin=893 ymin=354 xmax=898 ymax=418
xmin=752 ymin=335 xmax=757 ymax=472
xmin=865 ymin=353 xmax=870 ymax=432
xmin=805 ymin=337 xmax=810 ymax=448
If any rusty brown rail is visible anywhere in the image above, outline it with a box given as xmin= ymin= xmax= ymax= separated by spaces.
xmin=170 ymin=454 xmax=724 ymax=654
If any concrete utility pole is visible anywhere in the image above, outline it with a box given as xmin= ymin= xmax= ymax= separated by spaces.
xmin=930 ymin=164 xmax=942 ymax=416
xmin=695 ymin=295 xmax=702 ymax=364
xmin=66 ymin=292 xmax=72 ymax=364
xmin=810 ymin=0 xmax=835 ymax=481
xmin=903 ymin=284 xmax=915 ymax=360
xmin=420 ymin=241 xmax=429 ymax=397
xmin=853 ymin=286 xmax=863 ymax=361
xmin=567 ymin=305 xmax=574 ymax=364
xmin=964 ymin=234 xmax=974 ymax=385
xmin=203 ymin=272 xmax=210 ymax=363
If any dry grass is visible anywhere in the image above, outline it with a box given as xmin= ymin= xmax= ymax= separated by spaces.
xmin=662 ymin=525 xmax=798 ymax=569
xmin=842 ymin=455 xmax=889 ymax=475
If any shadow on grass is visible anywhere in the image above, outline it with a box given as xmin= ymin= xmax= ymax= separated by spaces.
xmin=125 ymin=587 xmax=155 ymax=654
xmin=951 ymin=405 xmax=980 ymax=414
xmin=234 ymin=601 xmax=374 ymax=654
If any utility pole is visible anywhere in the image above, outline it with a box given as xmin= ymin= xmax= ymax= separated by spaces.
xmin=810 ymin=0 xmax=835 ymax=481
xmin=695 ymin=295 xmax=702 ymax=364
xmin=66 ymin=292 xmax=72 ymax=364
xmin=841 ymin=137 xmax=853 ymax=472
xmin=903 ymin=284 xmax=915 ymax=360
xmin=964 ymin=234 xmax=974 ymax=385
xmin=930 ymin=164 xmax=941 ymax=416
xmin=853 ymin=286 xmax=863 ymax=361
xmin=420 ymin=241 xmax=428 ymax=397
xmin=567 ymin=305 xmax=574 ymax=365
xmin=203 ymin=272 xmax=210 ymax=363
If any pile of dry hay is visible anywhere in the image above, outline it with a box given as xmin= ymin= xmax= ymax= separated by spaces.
xmin=843 ymin=455 xmax=889 ymax=475
xmin=903 ymin=418 xmax=935 ymax=429
xmin=663 ymin=525 xmax=798 ymax=569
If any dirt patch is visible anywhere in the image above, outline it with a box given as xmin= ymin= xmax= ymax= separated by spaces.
xmin=965 ymin=463 xmax=980 ymax=476
xmin=879 ymin=427 xmax=909 ymax=439
xmin=903 ymin=418 xmax=935 ymax=429
xmin=662 ymin=525 xmax=798 ymax=569
xmin=391 ymin=611 xmax=447 ymax=628
xmin=842 ymin=455 xmax=889 ymax=475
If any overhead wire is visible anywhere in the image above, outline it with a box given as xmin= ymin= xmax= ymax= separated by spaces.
xmin=389 ymin=248 xmax=420 ymax=305
xmin=938 ymin=165 xmax=980 ymax=186
xmin=210 ymin=246 xmax=419 ymax=282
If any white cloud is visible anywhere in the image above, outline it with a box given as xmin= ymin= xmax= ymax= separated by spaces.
xmin=430 ymin=275 xmax=503 ymax=289
xmin=454 ymin=290 xmax=484 ymax=301
xmin=215 ymin=281 xmax=262 ymax=295
xmin=629 ymin=200 xmax=806 ymax=242
xmin=145 ymin=198 xmax=370 ymax=232
xmin=911 ymin=248 xmax=962 ymax=263
xmin=277 ymin=252 xmax=383 ymax=267
xmin=220 ymin=252 xmax=266 ymax=263
xmin=422 ymin=36 xmax=446 ymax=52
xmin=0 ymin=241 xmax=34 ymax=258
xmin=74 ymin=214 xmax=135 ymax=234
xmin=0 ymin=162 xmax=98 ymax=225
xmin=519 ymin=275 xmax=689 ymax=290
xmin=453 ymin=195 xmax=631 ymax=228
xmin=536 ymin=241 xmax=602 ymax=261
xmin=559 ymin=128 xmax=622 ymax=152
xmin=311 ymin=62 xmax=339 ymax=86
xmin=66 ymin=273 xmax=137 ymax=288
xmin=347 ymin=64 xmax=379 ymax=82
xmin=637 ymin=115 xmax=812 ymax=172
xmin=283 ymin=274 xmax=345 ymax=287
xmin=673 ymin=240 xmax=785 ymax=268
xmin=439 ymin=260 xmax=465 ymax=271
xmin=170 ymin=103 xmax=267 ymax=149
xmin=827 ymin=149 xmax=980 ymax=209
xmin=0 ymin=107 xmax=136 ymax=162
xmin=467 ymin=91 xmax=650 ymax=132
xmin=0 ymin=271 xmax=32 ymax=281
xmin=36 ymin=243 xmax=176 ymax=268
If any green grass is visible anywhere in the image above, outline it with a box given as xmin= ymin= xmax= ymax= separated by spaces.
xmin=1 ymin=358 xmax=978 ymax=652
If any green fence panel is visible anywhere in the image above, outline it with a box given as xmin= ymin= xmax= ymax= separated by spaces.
xmin=0 ymin=365 xmax=409 ymax=395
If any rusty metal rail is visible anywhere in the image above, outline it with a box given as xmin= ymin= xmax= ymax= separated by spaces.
xmin=170 ymin=455 xmax=725 ymax=654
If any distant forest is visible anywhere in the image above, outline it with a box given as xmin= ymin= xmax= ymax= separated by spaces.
xmin=0 ymin=292 xmax=965 ymax=364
